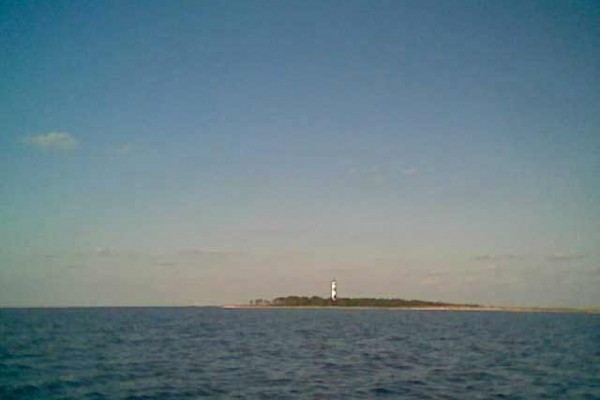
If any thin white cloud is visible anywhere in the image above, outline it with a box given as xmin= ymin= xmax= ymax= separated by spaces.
xmin=94 ymin=247 xmax=112 ymax=257
xmin=483 ymin=263 xmax=498 ymax=271
xmin=176 ymin=249 xmax=245 ymax=257
xmin=420 ymin=273 xmax=443 ymax=286
xmin=473 ymin=254 xmax=520 ymax=262
xmin=24 ymin=132 xmax=78 ymax=150
xmin=401 ymin=167 xmax=419 ymax=176
xmin=113 ymin=144 xmax=133 ymax=155
xmin=156 ymin=261 xmax=178 ymax=267
xmin=546 ymin=254 xmax=584 ymax=262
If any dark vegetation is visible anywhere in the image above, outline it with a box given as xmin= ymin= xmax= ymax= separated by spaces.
xmin=249 ymin=296 xmax=481 ymax=308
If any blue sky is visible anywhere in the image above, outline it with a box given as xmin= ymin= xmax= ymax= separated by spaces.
xmin=1 ymin=0 xmax=599 ymax=307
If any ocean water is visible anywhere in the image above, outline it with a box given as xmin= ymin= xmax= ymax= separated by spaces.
xmin=1 ymin=308 xmax=598 ymax=399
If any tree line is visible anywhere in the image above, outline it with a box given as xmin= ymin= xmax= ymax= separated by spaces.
xmin=249 ymin=296 xmax=480 ymax=308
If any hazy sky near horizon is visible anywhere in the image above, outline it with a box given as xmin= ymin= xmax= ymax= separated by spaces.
xmin=1 ymin=0 xmax=599 ymax=307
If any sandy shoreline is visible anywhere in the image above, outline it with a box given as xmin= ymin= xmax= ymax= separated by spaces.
xmin=223 ymin=305 xmax=600 ymax=314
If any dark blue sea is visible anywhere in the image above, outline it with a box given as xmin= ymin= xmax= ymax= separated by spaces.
xmin=1 ymin=308 xmax=599 ymax=399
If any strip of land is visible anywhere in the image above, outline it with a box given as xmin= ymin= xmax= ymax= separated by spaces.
xmin=225 ymin=296 xmax=599 ymax=314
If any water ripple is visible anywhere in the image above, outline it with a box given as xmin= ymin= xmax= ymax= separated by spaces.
xmin=1 ymin=308 xmax=598 ymax=399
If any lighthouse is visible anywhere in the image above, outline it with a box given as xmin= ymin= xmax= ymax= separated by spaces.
xmin=331 ymin=279 xmax=337 ymax=302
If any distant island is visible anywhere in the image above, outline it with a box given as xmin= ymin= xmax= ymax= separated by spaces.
xmin=248 ymin=296 xmax=481 ymax=308
xmin=235 ymin=296 xmax=598 ymax=313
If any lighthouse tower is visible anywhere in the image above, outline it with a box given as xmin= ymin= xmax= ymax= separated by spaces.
xmin=331 ymin=279 xmax=337 ymax=302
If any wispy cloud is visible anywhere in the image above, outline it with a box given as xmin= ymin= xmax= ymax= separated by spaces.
xmin=94 ymin=247 xmax=112 ymax=257
xmin=23 ymin=132 xmax=77 ymax=150
xmin=420 ymin=277 xmax=440 ymax=286
xmin=152 ymin=249 xmax=249 ymax=270
xmin=156 ymin=261 xmax=178 ymax=267
xmin=113 ymin=143 xmax=133 ymax=155
xmin=589 ymin=267 xmax=600 ymax=275
xmin=242 ymin=226 xmax=308 ymax=235
xmin=473 ymin=254 xmax=520 ymax=262
xmin=176 ymin=249 xmax=245 ymax=258
xmin=546 ymin=254 xmax=584 ymax=262
xmin=401 ymin=167 xmax=419 ymax=176
xmin=420 ymin=272 xmax=443 ymax=286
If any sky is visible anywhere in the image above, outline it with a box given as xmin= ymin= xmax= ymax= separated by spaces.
xmin=1 ymin=0 xmax=599 ymax=308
